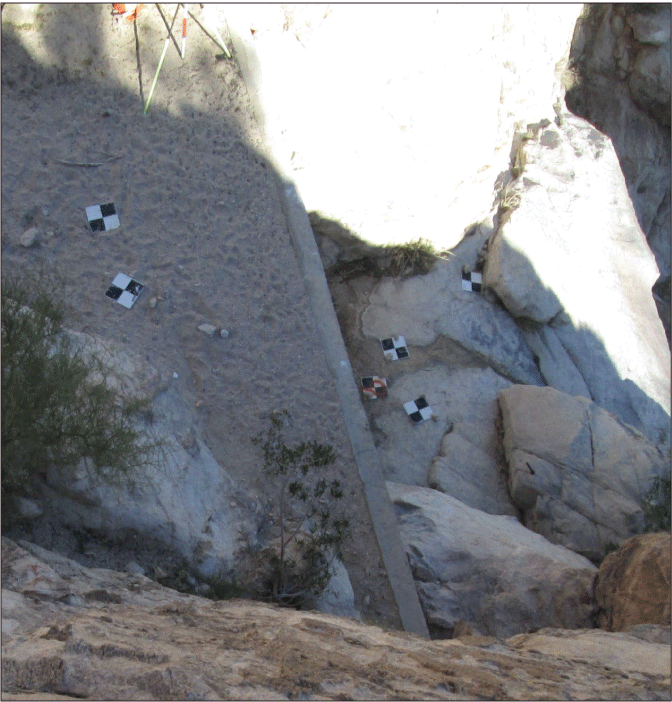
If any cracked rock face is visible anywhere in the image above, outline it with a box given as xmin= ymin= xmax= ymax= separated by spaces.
xmin=2 ymin=537 xmax=670 ymax=700
xmin=499 ymin=385 xmax=669 ymax=562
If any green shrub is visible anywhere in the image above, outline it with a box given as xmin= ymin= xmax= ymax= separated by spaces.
xmin=1 ymin=269 xmax=158 ymax=510
xmin=643 ymin=474 xmax=671 ymax=533
xmin=250 ymin=410 xmax=350 ymax=608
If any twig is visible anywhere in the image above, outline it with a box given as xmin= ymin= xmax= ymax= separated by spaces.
xmin=134 ymin=16 xmax=145 ymax=106
xmin=52 ymin=154 xmax=123 ymax=168
xmin=155 ymin=3 xmax=182 ymax=58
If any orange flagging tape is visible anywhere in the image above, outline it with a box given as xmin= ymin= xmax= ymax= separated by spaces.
xmin=112 ymin=3 xmax=144 ymax=22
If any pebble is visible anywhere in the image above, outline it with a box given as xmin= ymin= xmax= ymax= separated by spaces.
xmin=19 ymin=227 xmax=39 ymax=247
xmin=220 ymin=329 xmax=230 ymax=338
xmin=173 ymin=372 xmax=179 ymax=379
xmin=125 ymin=561 xmax=146 ymax=576
xmin=149 ymin=297 xmax=158 ymax=308
xmin=198 ymin=324 xmax=217 ymax=337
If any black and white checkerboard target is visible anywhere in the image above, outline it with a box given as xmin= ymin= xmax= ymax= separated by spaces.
xmin=86 ymin=203 xmax=120 ymax=232
xmin=105 ymin=273 xmax=144 ymax=309
xmin=404 ymin=397 xmax=433 ymax=424
xmin=380 ymin=336 xmax=409 ymax=361
xmin=361 ymin=376 xmax=388 ymax=400
xmin=462 ymin=269 xmax=483 ymax=292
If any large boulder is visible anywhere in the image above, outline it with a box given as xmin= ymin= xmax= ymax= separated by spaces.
xmin=387 ymin=482 xmax=597 ymax=639
xmin=595 ymin=533 xmax=671 ymax=632
xmin=499 ymin=385 xmax=669 ymax=562
xmin=484 ymin=114 xmax=670 ymax=449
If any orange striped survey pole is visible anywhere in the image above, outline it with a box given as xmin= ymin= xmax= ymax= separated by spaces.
xmin=181 ymin=3 xmax=187 ymax=58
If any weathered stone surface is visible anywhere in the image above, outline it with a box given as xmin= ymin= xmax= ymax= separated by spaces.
xmin=359 ymin=231 xmax=544 ymax=387
xmin=595 ymin=533 xmax=671 ymax=632
xmin=428 ymin=430 xmax=517 ymax=516
xmin=304 ymin=557 xmax=360 ymax=621
xmin=387 ymin=482 xmax=597 ymax=639
xmin=484 ymin=115 xmax=670 ymax=448
xmin=522 ymin=325 xmax=591 ymax=399
xmin=371 ymin=365 xmax=514 ymax=488
xmin=508 ymin=627 xmax=671 ymax=678
xmin=626 ymin=7 xmax=671 ymax=46
xmin=629 ymin=44 xmax=671 ymax=126
xmin=499 ymin=385 xmax=669 ymax=561
xmin=3 ymin=537 xmax=670 ymax=701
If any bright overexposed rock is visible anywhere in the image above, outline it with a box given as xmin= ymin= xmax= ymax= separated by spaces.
xmin=224 ymin=4 xmax=583 ymax=252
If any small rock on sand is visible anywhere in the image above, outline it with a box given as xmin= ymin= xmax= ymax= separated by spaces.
xmin=19 ymin=227 xmax=39 ymax=247
xmin=198 ymin=324 xmax=217 ymax=337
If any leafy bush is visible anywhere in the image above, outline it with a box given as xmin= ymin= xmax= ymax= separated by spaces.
xmin=1 ymin=269 xmax=158 ymax=510
xmin=250 ymin=410 xmax=350 ymax=608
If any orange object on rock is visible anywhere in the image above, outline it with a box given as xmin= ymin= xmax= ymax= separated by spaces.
xmin=112 ymin=4 xmax=144 ymax=22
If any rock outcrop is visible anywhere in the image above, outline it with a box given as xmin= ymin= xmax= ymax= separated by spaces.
xmin=387 ymin=483 xmax=597 ymax=639
xmin=566 ymin=4 xmax=671 ymax=338
xmin=499 ymin=385 xmax=669 ymax=562
xmin=428 ymin=429 xmax=517 ymax=517
xmin=8 ymin=329 xmax=259 ymax=581
xmin=595 ymin=532 xmax=671 ymax=632
xmin=484 ymin=114 xmax=670 ymax=450
xmin=3 ymin=537 xmax=670 ymax=701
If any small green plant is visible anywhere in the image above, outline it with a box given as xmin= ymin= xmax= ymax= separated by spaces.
xmin=1 ymin=269 xmax=160 ymax=510
xmin=250 ymin=410 xmax=350 ymax=608
xmin=643 ymin=474 xmax=671 ymax=533
xmin=499 ymin=183 xmax=522 ymax=212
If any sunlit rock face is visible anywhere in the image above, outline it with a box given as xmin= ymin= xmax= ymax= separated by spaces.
xmin=3 ymin=538 xmax=670 ymax=701
xmin=483 ymin=114 xmax=670 ymax=450
xmin=566 ymin=3 xmax=671 ymax=338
